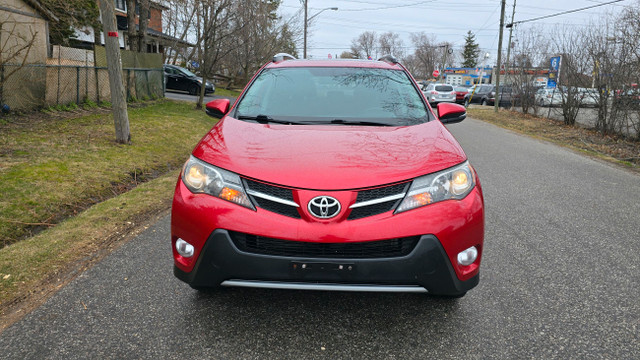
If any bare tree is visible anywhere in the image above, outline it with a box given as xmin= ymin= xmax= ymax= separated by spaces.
xmin=0 ymin=7 xmax=43 ymax=109
xmin=378 ymin=31 xmax=404 ymax=59
xmin=583 ymin=8 xmax=639 ymax=137
xmin=163 ymin=0 xmax=198 ymax=64
xmin=224 ymin=0 xmax=297 ymax=86
xmin=195 ymin=0 xmax=238 ymax=109
xmin=550 ymin=26 xmax=592 ymax=125
xmin=507 ymin=25 xmax=550 ymax=114
xmin=350 ymin=31 xmax=377 ymax=59
xmin=616 ymin=3 xmax=640 ymax=139
xmin=410 ymin=32 xmax=439 ymax=79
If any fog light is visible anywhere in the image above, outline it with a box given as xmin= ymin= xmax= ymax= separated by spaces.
xmin=175 ymin=238 xmax=194 ymax=258
xmin=457 ymin=246 xmax=478 ymax=266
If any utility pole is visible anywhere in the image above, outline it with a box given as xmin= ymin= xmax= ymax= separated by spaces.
xmin=504 ymin=0 xmax=516 ymax=89
xmin=98 ymin=0 xmax=131 ymax=144
xmin=494 ymin=0 xmax=506 ymax=113
xmin=303 ymin=0 xmax=308 ymax=59
xmin=439 ymin=44 xmax=449 ymax=83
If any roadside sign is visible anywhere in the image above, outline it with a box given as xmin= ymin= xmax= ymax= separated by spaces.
xmin=190 ymin=61 xmax=200 ymax=69
xmin=548 ymin=56 xmax=561 ymax=88
xmin=550 ymin=56 xmax=561 ymax=71
xmin=432 ymin=69 xmax=440 ymax=78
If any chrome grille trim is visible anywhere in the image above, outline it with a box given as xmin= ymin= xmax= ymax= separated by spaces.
xmin=246 ymin=189 xmax=300 ymax=208
xmin=349 ymin=193 xmax=406 ymax=209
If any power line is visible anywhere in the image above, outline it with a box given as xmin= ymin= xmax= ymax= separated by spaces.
xmin=506 ymin=0 xmax=626 ymax=27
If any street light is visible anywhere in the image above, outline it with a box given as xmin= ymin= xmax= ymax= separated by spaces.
xmin=303 ymin=4 xmax=338 ymax=59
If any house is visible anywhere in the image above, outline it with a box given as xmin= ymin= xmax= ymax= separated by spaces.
xmin=0 ymin=0 xmax=58 ymax=64
xmin=72 ymin=1 xmax=192 ymax=57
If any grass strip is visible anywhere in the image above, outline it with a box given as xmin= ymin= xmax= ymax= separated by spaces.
xmin=0 ymin=170 xmax=178 ymax=320
xmin=0 ymin=100 xmax=215 ymax=247
xmin=214 ymin=88 xmax=242 ymax=98
xmin=467 ymin=107 xmax=640 ymax=170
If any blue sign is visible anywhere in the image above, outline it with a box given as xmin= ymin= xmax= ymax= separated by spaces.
xmin=190 ymin=61 xmax=200 ymax=69
xmin=550 ymin=56 xmax=561 ymax=71
xmin=547 ymin=79 xmax=557 ymax=89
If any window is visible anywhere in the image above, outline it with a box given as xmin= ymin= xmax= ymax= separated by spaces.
xmin=115 ymin=0 xmax=126 ymax=11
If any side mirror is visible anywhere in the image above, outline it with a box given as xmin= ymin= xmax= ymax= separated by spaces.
xmin=437 ymin=102 xmax=466 ymax=124
xmin=205 ymin=99 xmax=230 ymax=119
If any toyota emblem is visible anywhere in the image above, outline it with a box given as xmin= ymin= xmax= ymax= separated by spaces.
xmin=308 ymin=196 xmax=341 ymax=219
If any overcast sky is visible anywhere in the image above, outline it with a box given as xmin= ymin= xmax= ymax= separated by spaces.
xmin=278 ymin=0 xmax=632 ymax=65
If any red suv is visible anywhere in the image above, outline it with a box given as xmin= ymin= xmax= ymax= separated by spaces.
xmin=172 ymin=54 xmax=484 ymax=297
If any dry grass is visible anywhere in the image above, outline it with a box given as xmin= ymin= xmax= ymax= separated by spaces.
xmin=468 ymin=107 xmax=640 ymax=170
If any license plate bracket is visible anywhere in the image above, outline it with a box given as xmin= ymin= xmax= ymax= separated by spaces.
xmin=291 ymin=261 xmax=355 ymax=273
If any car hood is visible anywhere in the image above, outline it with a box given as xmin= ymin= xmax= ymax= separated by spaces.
xmin=192 ymin=117 xmax=467 ymax=190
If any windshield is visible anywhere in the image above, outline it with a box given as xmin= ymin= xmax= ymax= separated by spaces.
xmin=178 ymin=67 xmax=197 ymax=77
xmin=235 ymin=67 xmax=429 ymax=126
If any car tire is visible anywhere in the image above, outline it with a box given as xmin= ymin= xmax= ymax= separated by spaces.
xmin=188 ymin=84 xmax=200 ymax=96
xmin=538 ymin=99 xmax=545 ymax=107
xmin=464 ymin=99 xmax=469 ymax=107
xmin=481 ymin=99 xmax=487 ymax=106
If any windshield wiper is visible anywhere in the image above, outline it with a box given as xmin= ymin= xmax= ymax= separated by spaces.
xmin=236 ymin=114 xmax=304 ymax=125
xmin=329 ymin=119 xmax=390 ymax=126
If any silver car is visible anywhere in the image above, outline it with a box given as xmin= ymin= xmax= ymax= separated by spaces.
xmin=535 ymin=88 xmax=563 ymax=107
xmin=422 ymin=83 xmax=456 ymax=106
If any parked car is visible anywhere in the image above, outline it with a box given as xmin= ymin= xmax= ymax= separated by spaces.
xmin=535 ymin=88 xmax=563 ymax=107
xmin=164 ymin=64 xmax=215 ymax=95
xmin=171 ymin=54 xmax=485 ymax=298
xmin=454 ymin=86 xmax=469 ymax=104
xmin=578 ymin=88 xmax=600 ymax=107
xmin=613 ymin=88 xmax=640 ymax=109
xmin=463 ymin=84 xmax=493 ymax=106
xmin=422 ymin=83 xmax=456 ymax=106
xmin=486 ymin=86 xmax=519 ymax=107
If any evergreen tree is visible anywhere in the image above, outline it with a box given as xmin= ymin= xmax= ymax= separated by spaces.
xmin=462 ymin=31 xmax=480 ymax=68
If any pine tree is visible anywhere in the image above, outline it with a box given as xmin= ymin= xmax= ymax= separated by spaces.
xmin=462 ymin=31 xmax=480 ymax=68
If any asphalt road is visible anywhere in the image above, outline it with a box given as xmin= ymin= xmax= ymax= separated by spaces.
xmin=1 ymin=118 xmax=639 ymax=359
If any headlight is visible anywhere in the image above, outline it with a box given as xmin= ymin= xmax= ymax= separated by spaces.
xmin=395 ymin=161 xmax=475 ymax=213
xmin=197 ymin=79 xmax=202 ymax=84
xmin=182 ymin=156 xmax=255 ymax=210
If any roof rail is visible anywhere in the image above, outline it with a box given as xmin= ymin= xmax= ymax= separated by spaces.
xmin=272 ymin=53 xmax=297 ymax=63
xmin=377 ymin=54 xmax=398 ymax=64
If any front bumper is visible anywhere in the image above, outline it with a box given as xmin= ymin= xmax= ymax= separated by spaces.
xmin=174 ymin=229 xmax=479 ymax=296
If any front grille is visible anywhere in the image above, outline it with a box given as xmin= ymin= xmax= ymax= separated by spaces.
xmin=348 ymin=200 xmax=399 ymax=220
xmin=355 ymin=183 xmax=408 ymax=202
xmin=244 ymin=179 xmax=294 ymax=201
xmin=244 ymin=179 xmax=300 ymax=218
xmin=230 ymin=231 xmax=420 ymax=259
xmin=348 ymin=182 xmax=409 ymax=220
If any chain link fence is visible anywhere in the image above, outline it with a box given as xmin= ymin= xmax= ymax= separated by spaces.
xmin=0 ymin=63 xmax=164 ymax=112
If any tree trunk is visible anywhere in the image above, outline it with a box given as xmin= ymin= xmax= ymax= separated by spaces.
xmin=126 ymin=0 xmax=137 ymax=51
xmin=98 ymin=0 xmax=131 ymax=144
xmin=138 ymin=0 xmax=150 ymax=53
